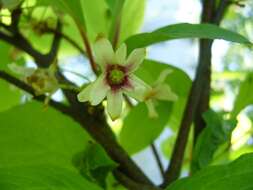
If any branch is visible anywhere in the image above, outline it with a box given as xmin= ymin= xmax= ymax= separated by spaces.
xmin=151 ymin=143 xmax=165 ymax=179
xmin=0 ymin=70 xmax=70 ymax=114
xmin=113 ymin=170 xmax=162 ymax=190
xmin=213 ymin=0 xmax=230 ymax=24
xmin=0 ymin=70 xmax=153 ymax=187
xmin=44 ymin=20 xmax=62 ymax=65
xmin=78 ymin=27 xmax=98 ymax=74
xmin=194 ymin=0 xmax=232 ymax=148
xmin=0 ymin=20 xmax=62 ymax=67
xmin=163 ymin=0 xmax=227 ymax=186
xmin=0 ymin=31 xmax=47 ymax=66
xmin=44 ymin=27 xmax=86 ymax=55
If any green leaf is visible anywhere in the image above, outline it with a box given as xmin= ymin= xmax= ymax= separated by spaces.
xmin=0 ymin=41 xmax=12 ymax=71
xmin=232 ymin=72 xmax=253 ymax=118
xmin=119 ymin=102 xmax=172 ymax=154
xmin=105 ymin=0 xmax=118 ymax=12
xmin=136 ymin=60 xmax=191 ymax=130
xmin=0 ymin=165 xmax=102 ymax=190
xmin=39 ymin=0 xmax=86 ymax=27
xmin=119 ymin=0 xmax=145 ymax=43
xmin=0 ymin=101 xmax=90 ymax=170
xmin=125 ymin=23 xmax=251 ymax=53
xmin=167 ymin=153 xmax=253 ymax=190
xmin=80 ymin=0 xmax=109 ymax=41
xmin=119 ymin=59 xmax=191 ymax=155
xmin=75 ymin=142 xmax=117 ymax=188
xmin=0 ymin=41 xmax=23 ymax=111
xmin=191 ymin=110 xmax=237 ymax=173
xmin=0 ymin=80 xmax=21 ymax=112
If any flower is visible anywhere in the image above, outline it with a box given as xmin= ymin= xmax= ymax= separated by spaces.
xmin=77 ymin=37 xmax=149 ymax=120
xmin=144 ymin=69 xmax=178 ymax=118
xmin=8 ymin=63 xmax=59 ymax=96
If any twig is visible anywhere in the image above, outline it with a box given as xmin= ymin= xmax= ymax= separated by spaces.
xmin=78 ymin=27 xmax=98 ymax=75
xmin=151 ymin=143 xmax=165 ymax=179
xmin=45 ymin=19 xmax=62 ymax=65
xmin=42 ymin=27 xmax=86 ymax=56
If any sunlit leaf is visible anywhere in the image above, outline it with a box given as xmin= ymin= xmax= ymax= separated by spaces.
xmin=119 ymin=102 xmax=172 ymax=154
xmin=0 ymin=165 xmax=102 ymax=190
xmin=75 ymin=142 xmax=117 ymax=188
xmin=167 ymin=153 xmax=253 ymax=190
xmin=0 ymin=101 xmax=91 ymax=170
xmin=232 ymin=72 xmax=253 ymax=118
xmin=191 ymin=110 xmax=237 ymax=173
xmin=125 ymin=23 xmax=251 ymax=53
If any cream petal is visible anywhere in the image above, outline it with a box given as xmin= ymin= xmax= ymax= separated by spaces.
xmin=125 ymin=48 xmax=146 ymax=73
xmin=154 ymin=69 xmax=173 ymax=86
xmin=154 ymin=84 xmax=178 ymax=101
xmin=90 ymin=75 xmax=109 ymax=105
xmin=8 ymin=63 xmax=35 ymax=77
xmin=94 ymin=37 xmax=115 ymax=69
xmin=146 ymin=100 xmax=158 ymax=118
xmin=107 ymin=91 xmax=123 ymax=120
xmin=77 ymin=83 xmax=93 ymax=102
xmin=124 ymin=75 xmax=151 ymax=101
xmin=115 ymin=43 xmax=127 ymax=64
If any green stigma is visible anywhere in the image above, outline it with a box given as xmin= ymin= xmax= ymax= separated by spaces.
xmin=109 ymin=69 xmax=125 ymax=85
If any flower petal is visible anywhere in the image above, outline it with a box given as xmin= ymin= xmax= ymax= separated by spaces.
xmin=107 ymin=91 xmax=123 ymax=120
xmin=94 ymin=37 xmax=115 ymax=69
xmin=154 ymin=84 xmax=178 ymax=101
xmin=125 ymin=48 xmax=146 ymax=73
xmin=90 ymin=75 xmax=109 ymax=105
xmin=124 ymin=75 xmax=151 ymax=101
xmin=116 ymin=43 xmax=127 ymax=64
xmin=154 ymin=69 xmax=173 ymax=86
xmin=8 ymin=63 xmax=35 ymax=77
xmin=146 ymin=100 xmax=158 ymax=118
xmin=77 ymin=83 xmax=93 ymax=102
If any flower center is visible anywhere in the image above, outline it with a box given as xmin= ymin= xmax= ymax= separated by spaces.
xmin=109 ymin=69 xmax=125 ymax=85
xmin=106 ymin=64 xmax=130 ymax=91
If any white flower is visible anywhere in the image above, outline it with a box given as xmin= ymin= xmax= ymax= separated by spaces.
xmin=144 ymin=69 xmax=178 ymax=118
xmin=77 ymin=37 xmax=149 ymax=120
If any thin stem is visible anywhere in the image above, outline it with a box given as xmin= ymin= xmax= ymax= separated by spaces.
xmin=78 ymin=26 xmax=98 ymax=75
xmin=151 ymin=143 xmax=165 ymax=179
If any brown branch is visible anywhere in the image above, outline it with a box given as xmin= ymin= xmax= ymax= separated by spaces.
xmin=213 ymin=0 xmax=231 ymax=24
xmin=44 ymin=27 xmax=86 ymax=55
xmin=78 ymin=27 xmax=98 ymax=75
xmin=113 ymin=170 xmax=162 ymax=190
xmin=162 ymin=0 xmax=233 ymax=186
xmin=0 ymin=70 xmax=70 ymax=113
xmin=44 ymin=20 xmax=62 ymax=65
xmin=0 ymin=70 xmax=154 ymax=187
